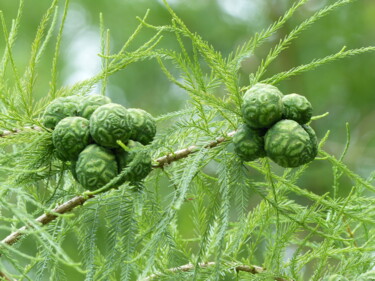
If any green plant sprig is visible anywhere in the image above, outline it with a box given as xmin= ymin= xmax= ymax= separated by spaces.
xmin=263 ymin=46 xmax=375 ymax=85
xmin=1 ymin=0 xmax=375 ymax=279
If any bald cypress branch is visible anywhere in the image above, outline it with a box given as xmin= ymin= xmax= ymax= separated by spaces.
xmin=142 ymin=262 xmax=291 ymax=281
xmin=0 ymin=130 xmax=235 ymax=247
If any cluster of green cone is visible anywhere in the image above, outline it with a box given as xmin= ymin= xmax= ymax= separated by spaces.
xmin=233 ymin=83 xmax=318 ymax=168
xmin=42 ymin=94 xmax=156 ymax=190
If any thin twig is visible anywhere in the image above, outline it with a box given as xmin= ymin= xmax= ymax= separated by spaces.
xmin=143 ymin=262 xmax=216 ymax=280
xmin=0 ymin=271 xmax=15 ymax=281
xmin=1 ymin=195 xmax=91 ymax=246
xmin=142 ymin=262 xmax=291 ymax=281
xmin=153 ymin=131 xmax=236 ymax=168
xmin=344 ymin=217 xmax=358 ymax=247
xmin=0 ymin=126 xmax=43 ymax=138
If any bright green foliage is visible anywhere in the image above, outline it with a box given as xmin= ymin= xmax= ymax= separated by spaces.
xmin=42 ymin=96 xmax=79 ymax=129
xmin=2 ymin=1 xmax=375 ymax=280
xmin=52 ymin=117 xmax=91 ymax=161
xmin=233 ymin=124 xmax=265 ymax=161
xmin=282 ymin=93 xmax=312 ymax=124
xmin=75 ymin=144 xmax=118 ymax=190
xmin=78 ymin=94 xmax=112 ymax=119
xmin=89 ymin=103 xmax=131 ymax=148
xmin=116 ymin=141 xmax=152 ymax=182
xmin=241 ymin=83 xmax=284 ymax=128
xmin=128 ymin=108 xmax=156 ymax=145
xmin=265 ymin=119 xmax=316 ymax=167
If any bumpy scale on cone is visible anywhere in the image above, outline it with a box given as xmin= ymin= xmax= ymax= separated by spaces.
xmin=265 ymin=120 xmax=317 ymax=168
xmin=52 ymin=117 xmax=91 ymax=161
xmin=42 ymin=96 xmax=79 ymax=129
xmin=128 ymin=108 xmax=156 ymax=145
xmin=282 ymin=94 xmax=312 ymax=124
xmin=241 ymin=83 xmax=284 ymax=129
xmin=302 ymin=124 xmax=318 ymax=161
xmin=89 ymin=103 xmax=132 ymax=148
xmin=78 ymin=94 xmax=112 ymax=119
xmin=233 ymin=124 xmax=266 ymax=161
xmin=75 ymin=144 xmax=118 ymax=191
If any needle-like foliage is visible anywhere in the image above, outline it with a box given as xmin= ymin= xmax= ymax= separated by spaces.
xmin=0 ymin=0 xmax=374 ymax=280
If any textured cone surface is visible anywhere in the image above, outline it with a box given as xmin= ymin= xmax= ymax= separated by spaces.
xmin=42 ymin=96 xmax=79 ymax=129
xmin=90 ymin=103 xmax=131 ymax=148
xmin=241 ymin=83 xmax=284 ymax=129
xmin=116 ymin=141 xmax=152 ymax=182
xmin=282 ymin=94 xmax=312 ymax=124
xmin=52 ymin=117 xmax=91 ymax=161
xmin=70 ymin=161 xmax=78 ymax=181
xmin=265 ymin=120 xmax=316 ymax=168
xmin=76 ymin=144 xmax=118 ymax=190
xmin=233 ymin=124 xmax=265 ymax=161
xmin=78 ymin=94 xmax=111 ymax=119
xmin=302 ymin=124 xmax=318 ymax=161
xmin=116 ymin=141 xmax=140 ymax=170
xmin=128 ymin=108 xmax=156 ymax=145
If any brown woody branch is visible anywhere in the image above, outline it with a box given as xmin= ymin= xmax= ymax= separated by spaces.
xmin=1 ymin=130 xmax=235 ymax=247
xmin=142 ymin=262 xmax=291 ymax=281
xmin=1 ymin=195 xmax=92 ymax=246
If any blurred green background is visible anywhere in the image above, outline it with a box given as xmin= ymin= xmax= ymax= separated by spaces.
xmin=1 ymin=0 xmax=374 ymax=279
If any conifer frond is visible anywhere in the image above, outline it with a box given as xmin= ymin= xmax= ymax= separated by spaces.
xmin=22 ymin=0 xmax=58 ymax=117
xmin=227 ymin=0 xmax=309 ymax=72
xmin=253 ymin=0 xmax=355 ymax=83
xmin=135 ymin=148 xmax=209 ymax=278
xmin=263 ymin=46 xmax=375 ymax=85
xmin=49 ymin=0 xmax=70 ymax=99
xmin=0 ymin=0 xmax=23 ymax=78
xmin=77 ymin=197 xmax=103 ymax=281
xmin=96 ymin=189 xmax=138 ymax=280
xmin=1 ymin=0 xmax=375 ymax=280
xmin=99 ymin=13 xmax=110 ymax=97
xmin=157 ymin=0 xmax=242 ymax=108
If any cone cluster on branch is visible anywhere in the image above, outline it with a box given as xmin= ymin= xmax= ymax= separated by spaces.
xmin=234 ymin=83 xmax=318 ymax=168
xmin=42 ymin=94 xmax=156 ymax=190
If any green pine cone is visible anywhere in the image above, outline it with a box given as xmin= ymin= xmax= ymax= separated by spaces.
xmin=233 ymin=124 xmax=265 ymax=161
xmin=116 ymin=141 xmax=152 ymax=183
xmin=282 ymin=94 xmax=312 ymax=124
xmin=52 ymin=117 xmax=91 ymax=161
xmin=89 ymin=103 xmax=132 ymax=148
xmin=265 ymin=120 xmax=317 ymax=168
xmin=241 ymin=83 xmax=284 ymax=129
xmin=128 ymin=108 xmax=156 ymax=145
xmin=78 ymin=94 xmax=111 ymax=119
xmin=42 ymin=96 xmax=79 ymax=129
xmin=75 ymin=144 xmax=118 ymax=190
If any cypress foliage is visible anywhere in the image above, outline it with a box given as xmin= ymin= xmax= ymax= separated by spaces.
xmin=0 ymin=1 xmax=374 ymax=280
